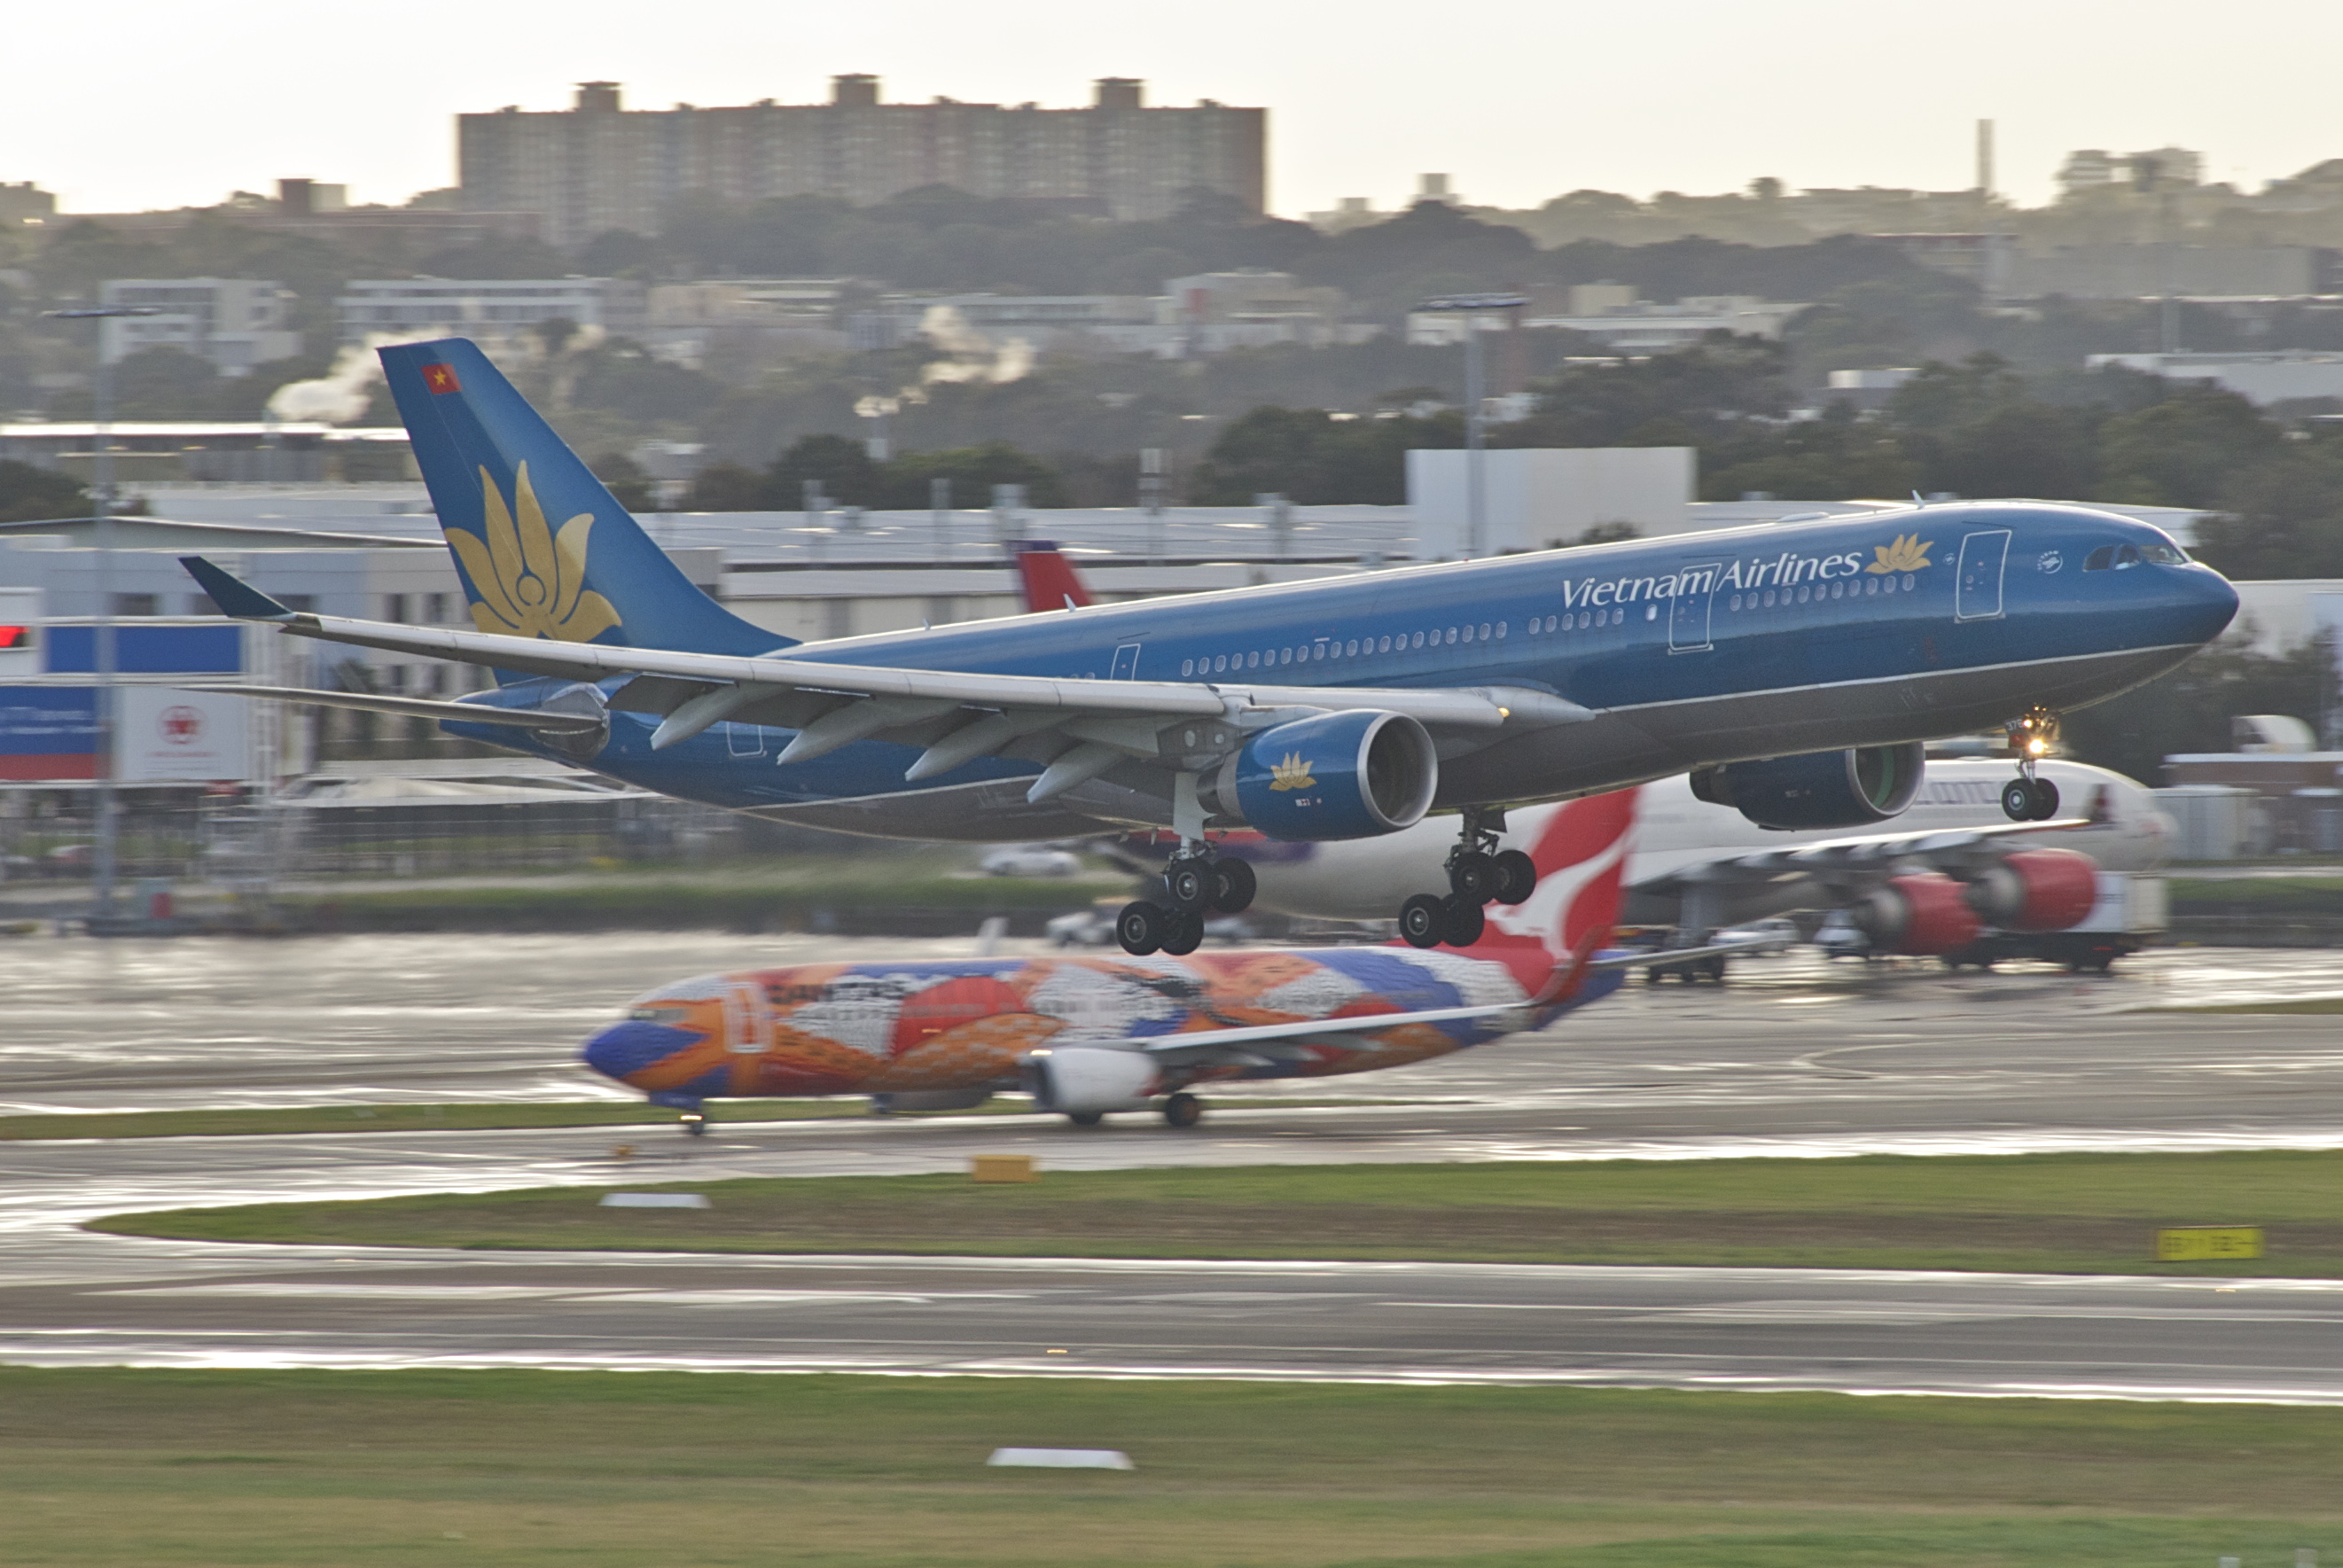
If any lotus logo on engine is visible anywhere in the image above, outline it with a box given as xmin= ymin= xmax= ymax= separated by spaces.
xmin=1269 ymin=754 xmax=1316 ymax=792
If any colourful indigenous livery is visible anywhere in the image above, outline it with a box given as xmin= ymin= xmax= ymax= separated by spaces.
xmin=582 ymin=789 xmax=1638 ymax=1130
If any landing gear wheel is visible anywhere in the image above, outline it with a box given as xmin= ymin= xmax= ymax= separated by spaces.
xmin=680 ymin=1112 xmax=707 ymax=1138
xmin=2029 ymin=778 xmax=2060 ymax=820
xmin=1399 ymin=893 xmax=1448 ymax=949
xmin=2000 ymin=779 xmax=2035 ymax=822
xmin=1116 ymin=901 xmax=1167 ymax=956
xmin=1162 ymin=862 xmax=1210 ymax=911
xmin=1159 ymin=908 xmax=1205 ymax=956
xmin=1066 ymin=1110 xmax=1105 ymax=1127
xmin=1491 ymin=849 xmax=1538 ymax=906
xmin=1442 ymin=894 xmax=1486 ymax=948
xmin=1209 ymin=857 xmax=1256 ymax=914
xmin=1449 ymin=851 xmax=1498 ymax=903
xmin=1162 ymin=1092 xmax=1204 ymax=1128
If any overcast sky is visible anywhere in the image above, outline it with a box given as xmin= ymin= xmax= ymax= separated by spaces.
xmin=12 ymin=0 xmax=2343 ymax=220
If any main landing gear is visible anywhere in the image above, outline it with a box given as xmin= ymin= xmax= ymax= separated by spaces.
xmin=1399 ymin=807 xmax=1538 ymax=949
xmin=2000 ymin=708 xmax=2062 ymax=823
xmin=1118 ymin=851 xmax=1255 ymax=957
xmin=1119 ymin=773 xmax=1256 ymax=957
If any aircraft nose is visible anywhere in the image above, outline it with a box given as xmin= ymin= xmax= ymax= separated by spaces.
xmin=580 ymin=1020 xmax=692 ymax=1083
xmin=2183 ymin=563 xmax=2241 ymax=642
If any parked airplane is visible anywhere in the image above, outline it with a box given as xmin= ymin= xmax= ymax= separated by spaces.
xmin=183 ymin=337 xmax=2238 ymax=958
xmin=581 ymin=785 xmax=1649 ymax=1131
xmin=1160 ymin=758 xmax=2164 ymax=970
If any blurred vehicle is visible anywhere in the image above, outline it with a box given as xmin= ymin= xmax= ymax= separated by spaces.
xmin=582 ymin=792 xmax=1677 ymax=1132
xmin=979 ymin=844 xmax=1083 ymax=878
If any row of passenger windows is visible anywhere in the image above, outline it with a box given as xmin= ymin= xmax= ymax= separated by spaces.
xmin=1179 ymin=620 xmax=1511 ymax=677
xmin=1730 ymin=573 xmax=1916 ymax=612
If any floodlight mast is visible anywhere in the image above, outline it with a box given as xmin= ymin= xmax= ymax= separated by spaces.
xmin=43 ymin=304 xmax=163 ymax=922
xmin=1416 ymin=293 xmax=1528 ymax=559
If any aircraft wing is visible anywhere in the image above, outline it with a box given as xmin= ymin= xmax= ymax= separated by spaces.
xmin=177 ymin=684 xmax=605 ymax=733
xmin=183 ymin=556 xmax=1591 ymax=799
xmin=1126 ymin=1002 xmax=1530 ymax=1068
xmin=1633 ymin=819 xmax=2089 ymax=898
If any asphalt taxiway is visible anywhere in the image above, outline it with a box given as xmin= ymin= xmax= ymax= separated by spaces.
xmin=7 ymin=935 xmax=2343 ymax=1395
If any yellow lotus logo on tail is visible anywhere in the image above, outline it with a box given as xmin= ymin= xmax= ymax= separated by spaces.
xmin=1269 ymin=753 xmax=1316 ymax=792
xmin=1866 ymin=534 xmax=1933 ymax=575
xmin=443 ymin=462 xmax=622 ymax=642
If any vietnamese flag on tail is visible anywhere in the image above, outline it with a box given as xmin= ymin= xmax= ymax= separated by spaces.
xmin=421 ymin=363 xmax=461 ymax=394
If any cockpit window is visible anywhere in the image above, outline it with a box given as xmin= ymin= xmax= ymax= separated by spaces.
xmin=2140 ymin=542 xmax=2189 ymax=564
xmin=2082 ymin=546 xmax=2113 ymax=572
xmin=628 ymin=1006 xmax=691 ymax=1025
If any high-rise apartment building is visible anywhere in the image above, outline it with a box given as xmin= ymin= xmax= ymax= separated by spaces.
xmin=459 ymin=77 xmax=1266 ymax=246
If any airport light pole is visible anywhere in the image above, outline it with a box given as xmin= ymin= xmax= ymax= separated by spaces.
xmin=44 ymin=304 xmax=161 ymax=920
xmin=1415 ymin=293 xmax=1527 ymax=558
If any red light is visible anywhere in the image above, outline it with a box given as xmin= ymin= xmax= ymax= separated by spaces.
xmin=0 ymin=626 xmax=30 ymax=651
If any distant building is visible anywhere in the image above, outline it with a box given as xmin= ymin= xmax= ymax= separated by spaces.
xmin=0 ymin=420 xmax=410 ymax=484
xmin=1162 ymin=270 xmax=1354 ymax=351
xmin=97 ymin=279 xmax=301 ymax=376
xmin=1489 ymin=292 xmax=1807 ymax=351
xmin=59 ymin=178 xmax=541 ymax=248
xmin=2005 ymin=245 xmax=2320 ymax=300
xmin=335 ymin=278 xmax=647 ymax=346
xmin=643 ymin=279 xmax=855 ymax=365
xmin=459 ymin=77 xmax=1267 ymax=247
xmin=2086 ymin=351 xmax=2343 ymax=406
xmin=0 ymin=181 xmax=55 ymax=227
xmin=847 ymin=272 xmax=1360 ymax=358
xmin=2058 ymin=146 xmax=2205 ymax=197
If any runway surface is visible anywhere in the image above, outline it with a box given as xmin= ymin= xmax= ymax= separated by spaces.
xmin=7 ymin=933 xmax=2343 ymax=1396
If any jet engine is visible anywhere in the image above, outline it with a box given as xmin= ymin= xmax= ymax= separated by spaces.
xmin=1203 ymin=709 xmax=1437 ymax=841
xmin=1020 ymin=1047 xmax=1160 ymax=1116
xmin=1963 ymin=848 xmax=2100 ymax=932
xmin=1847 ymin=871 xmax=1982 ymax=955
xmin=1690 ymin=742 xmax=1925 ymax=831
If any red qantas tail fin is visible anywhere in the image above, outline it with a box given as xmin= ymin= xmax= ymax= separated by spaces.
xmin=1011 ymin=541 xmax=1092 ymax=612
xmin=1464 ymin=788 xmax=1639 ymax=994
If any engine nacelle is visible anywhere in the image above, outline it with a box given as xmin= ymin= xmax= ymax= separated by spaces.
xmin=1020 ymin=1047 xmax=1160 ymax=1115
xmin=1690 ymin=742 xmax=1925 ymax=831
xmin=1204 ymin=709 xmax=1437 ymax=841
xmin=1848 ymin=871 xmax=1983 ymax=955
xmin=1964 ymin=848 xmax=2100 ymax=932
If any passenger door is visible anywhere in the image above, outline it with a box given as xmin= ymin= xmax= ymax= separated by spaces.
xmin=1668 ymin=563 xmax=1721 ymax=652
xmin=1956 ymin=530 xmax=2012 ymax=622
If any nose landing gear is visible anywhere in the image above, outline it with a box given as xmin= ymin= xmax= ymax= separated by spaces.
xmin=2000 ymin=709 xmax=2062 ymax=822
xmin=1398 ymin=807 xmax=1536 ymax=949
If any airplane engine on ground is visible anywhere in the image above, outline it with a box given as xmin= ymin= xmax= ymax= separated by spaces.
xmin=1848 ymin=870 xmax=1983 ymax=955
xmin=1963 ymin=848 xmax=2100 ymax=932
xmin=1690 ymin=742 xmax=1925 ymax=831
xmin=1204 ymin=709 xmax=1437 ymax=841
xmin=1020 ymin=1047 xmax=1160 ymax=1117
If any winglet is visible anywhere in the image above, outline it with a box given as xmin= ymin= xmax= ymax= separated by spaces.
xmin=179 ymin=557 xmax=298 ymax=621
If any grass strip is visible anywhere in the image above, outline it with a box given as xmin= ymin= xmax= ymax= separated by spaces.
xmin=2 ymin=1369 xmax=2339 ymax=1566
xmin=2150 ymin=997 xmax=2343 ymax=1014
xmin=98 ymin=1149 xmax=2343 ymax=1277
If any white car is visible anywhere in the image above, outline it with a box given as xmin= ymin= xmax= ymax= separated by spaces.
xmin=980 ymin=845 xmax=1083 ymax=878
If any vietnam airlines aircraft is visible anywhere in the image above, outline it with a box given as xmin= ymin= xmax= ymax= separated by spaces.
xmin=183 ymin=337 xmax=2238 ymax=956
xmin=581 ymin=788 xmax=1645 ymax=1132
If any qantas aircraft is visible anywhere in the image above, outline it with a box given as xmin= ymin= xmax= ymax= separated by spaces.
xmin=1166 ymin=757 xmax=2162 ymax=969
xmin=184 ymin=337 xmax=2237 ymax=956
xmin=580 ymin=789 xmax=1646 ymax=1132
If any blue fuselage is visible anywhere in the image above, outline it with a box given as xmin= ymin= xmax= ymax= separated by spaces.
xmin=451 ymin=503 xmax=2238 ymax=840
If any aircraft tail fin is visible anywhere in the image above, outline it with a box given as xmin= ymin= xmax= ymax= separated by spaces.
xmin=379 ymin=339 xmax=784 ymax=681
xmin=1464 ymin=788 xmax=1639 ymax=1000
xmin=1011 ymin=540 xmax=1093 ymax=612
